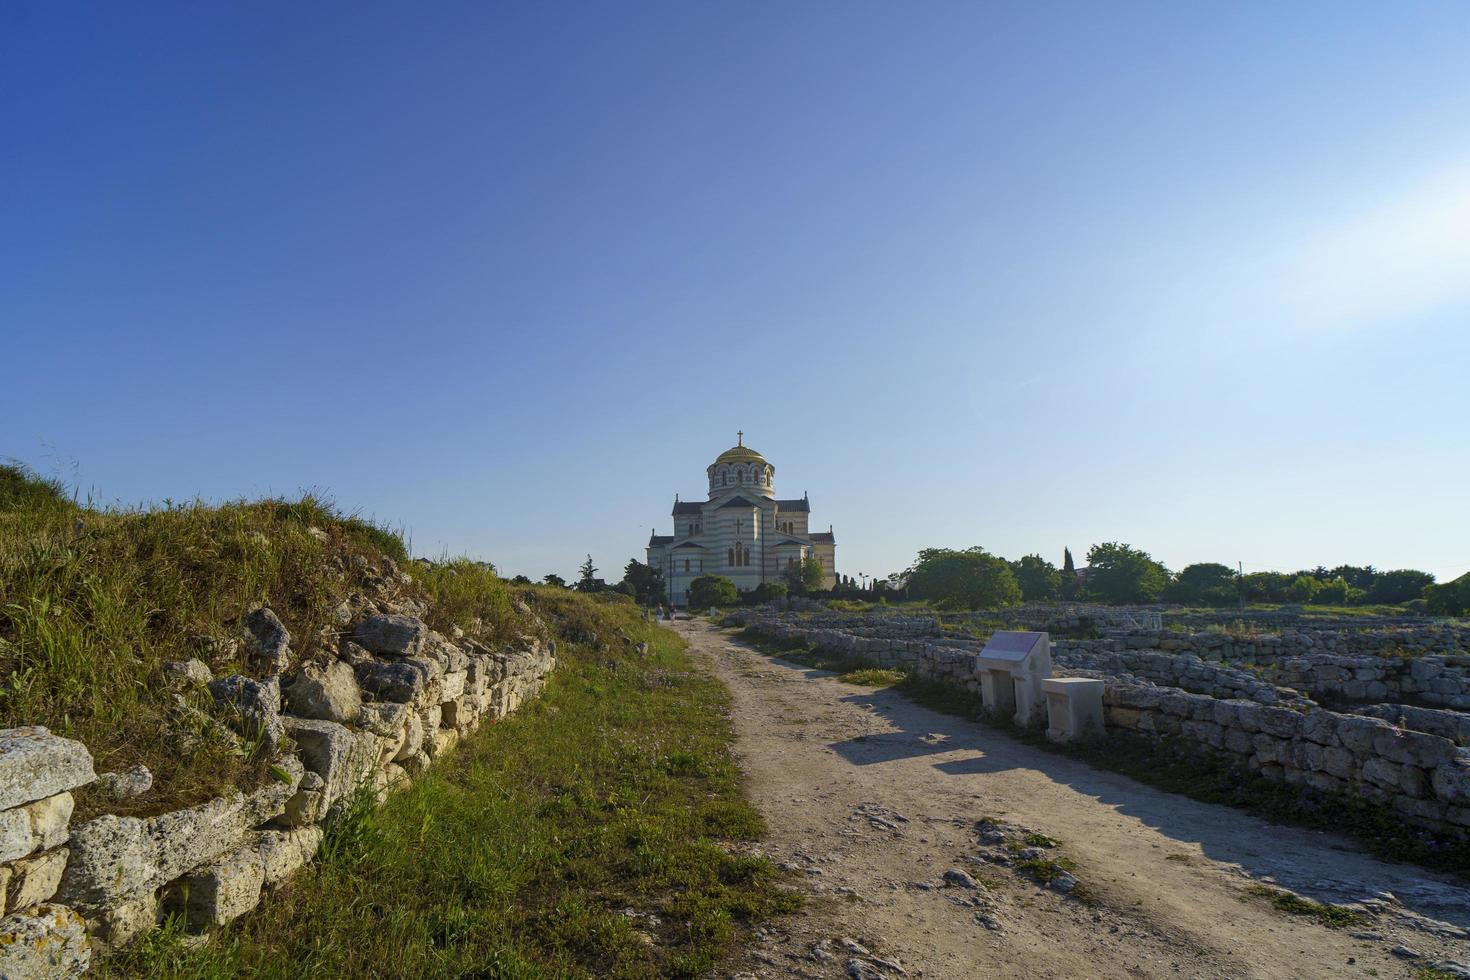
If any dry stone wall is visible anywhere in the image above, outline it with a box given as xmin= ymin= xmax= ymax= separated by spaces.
xmin=0 ymin=608 xmax=556 ymax=978
xmin=727 ymin=607 xmax=1470 ymax=842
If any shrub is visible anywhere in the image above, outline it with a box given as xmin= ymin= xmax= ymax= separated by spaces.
xmin=688 ymin=574 xmax=738 ymax=609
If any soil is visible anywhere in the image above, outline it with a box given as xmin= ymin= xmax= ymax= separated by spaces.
xmin=671 ymin=618 xmax=1470 ymax=980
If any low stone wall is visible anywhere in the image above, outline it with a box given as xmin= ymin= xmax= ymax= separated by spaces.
xmin=729 ymin=609 xmax=1470 ymax=842
xmin=1103 ymin=685 xmax=1470 ymax=836
xmin=0 ymin=609 xmax=555 ymax=977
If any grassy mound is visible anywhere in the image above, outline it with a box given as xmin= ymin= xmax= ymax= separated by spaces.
xmin=112 ymin=590 xmax=799 ymax=978
xmin=0 ymin=463 xmax=536 ymax=818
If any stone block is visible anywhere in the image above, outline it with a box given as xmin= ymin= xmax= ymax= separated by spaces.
xmin=6 ymin=847 xmax=67 ymax=910
xmin=353 ymin=615 xmax=428 ymax=656
xmin=274 ymin=772 xmax=327 ymax=829
xmin=441 ymin=670 xmax=467 ymax=702
xmin=1257 ymin=707 xmax=1301 ymax=739
xmin=1105 ymin=707 xmax=1141 ymax=729
xmin=208 ymin=675 xmax=286 ymax=751
xmin=166 ymin=843 xmax=264 ymax=931
xmin=1373 ymin=728 xmax=1457 ymax=769
xmin=427 ymin=728 xmax=459 ymax=760
xmin=1337 ymin=716 xmax=1389 ymax=754
xmin=255 ymin=826 xmax=323 ymax=887
xmin=57 ymin=793 xmax=251 ymax=911
xmin=92 ymin=890 xmax=160 ymax=948
xmin=357 ymin=702 xmax=410 ymax=739
xmin=393 ymin=711 xmax=425 ymax=764
xmin=25 ymin=793 xmax=72 ymax=853
xmin=0 ymin=728 xmax=95 ymax=811
xmin=243 ymin=607 xmax=292 ymax=675
xmin=354 ymin=660 xmax=425 ymax=703
xmin=281 ymin=718 xmax=378 ymax=812
xmin=0 ymin=904 xmax=89 ymax=978
xmin=283 ymin=660 xmax=361 ymax=724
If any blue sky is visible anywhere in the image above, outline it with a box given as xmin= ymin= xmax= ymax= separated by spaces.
xmin=4 ymin=2 xmax=1468 ymax=583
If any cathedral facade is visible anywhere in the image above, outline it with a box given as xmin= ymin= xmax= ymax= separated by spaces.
xmin=647 ymin=435 xmax=836 ymax=606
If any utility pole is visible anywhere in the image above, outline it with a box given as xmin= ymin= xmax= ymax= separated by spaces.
xmin=1238 ymin=560 xmax=1244 ymax=611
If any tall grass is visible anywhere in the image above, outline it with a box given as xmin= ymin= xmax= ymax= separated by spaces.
xmin=0 ymin=464 xmax=418 ymax=817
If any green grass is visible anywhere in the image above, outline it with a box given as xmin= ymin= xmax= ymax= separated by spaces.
xmin=1245 ymin=885 xmax=1362 ymax=929
xmin=108 ymin=593 xmax=799 ymax=979
xmin=1015 ymin=856 xmax=1076 ymax=884
xmin=839 ymin=668 xmax=906 ymax=687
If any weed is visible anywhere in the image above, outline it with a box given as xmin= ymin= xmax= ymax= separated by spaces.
xmin=1246 ymin=885 xmax=1362 ymax=929
xmin=839 ymin=668 xmax=906 ymax=687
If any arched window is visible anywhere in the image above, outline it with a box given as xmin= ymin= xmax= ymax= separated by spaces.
xmin=728 ymin=548 xmax=735 ymax=566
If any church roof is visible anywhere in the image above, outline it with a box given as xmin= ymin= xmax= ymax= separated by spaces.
xmin=670 ymin=540 xmax=706 ymax=549
xmin=717 ymin=495 xmax=761 ymax=509
xmin=773 ymin=498 xmax=810 ymax=513
xmin=810 ymin=531 xmax=835 ymax=544
xmin=714 ymin=444 xmax=767 ymax=466
xmin=648 ymin=534 xmax=673 ymax=547
xmin=672 ymin=501 xmax=702 ymax=515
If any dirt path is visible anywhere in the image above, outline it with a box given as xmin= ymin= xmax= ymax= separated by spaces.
xmin=673 ymin=619 xmax=1470 ymax=980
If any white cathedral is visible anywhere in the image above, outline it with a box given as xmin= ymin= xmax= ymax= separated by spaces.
xmin=647 ymin=434 xmax=837 ymax=606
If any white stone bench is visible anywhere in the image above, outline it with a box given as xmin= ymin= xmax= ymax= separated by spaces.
xmin=1041 ymin=677 xmax=1105 ymax=743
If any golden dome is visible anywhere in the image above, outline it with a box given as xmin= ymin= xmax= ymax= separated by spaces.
xmin=714 ymin=431 xmax=767 ymax=466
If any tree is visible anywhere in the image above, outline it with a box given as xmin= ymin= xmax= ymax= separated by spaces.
xmin=1314 ymin=575 xmax=1352 ymax=605
xmin=1367 ymin=569 xmax=1435 ymax=605
xmin=905 ymin=547 xmax=1022 ymax=610
xmin=1010 ymin=554 xmax=1061 ymax=601
xmin=1329 ymin=565 xmax=1378 ymax=590
xmin=1061 ymin=547 xmax=1078 ymax=599
xmin=745 ymin=581 xmax=788 ymax=605
xmin=1424 ymin=572 xmax=1470 ymax=616
xmin=542 ymin=573 xmax=567 ymax=588
xmin=1238 ymin=571 xmax=1286 ymax=603
xmin=783 ymin=555 xmax=826 ymax=595
xmin=688 ymin=574 xmax=738 ymax=608
xmin=509 ymin=574 xmax=532 ymax=585
xmin=1083 ymin=543 xmax=1169 ymax=605
xmin=618 ymin=558 xmax=666 ymax=606
xmin=575 ymin=555 xmax=600 ymax=592
xmin=1284 ymin=574 xmax=1320 ymax=604
xmin=1163 ymin=563 xmax=1238 ymax=607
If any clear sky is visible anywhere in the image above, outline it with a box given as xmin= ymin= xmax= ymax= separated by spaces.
xmin=4 ymin=2 xmax=1468 ymax=584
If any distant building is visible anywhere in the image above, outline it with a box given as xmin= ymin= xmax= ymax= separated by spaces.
xmin=647 ymin=434 xmax=837 ymax=606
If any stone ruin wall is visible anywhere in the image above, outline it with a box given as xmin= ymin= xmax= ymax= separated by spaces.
xmin=726 ymin=608 xmax=1470 ymax=844
xmin=0 ymin=607 xmax=556 ymax=978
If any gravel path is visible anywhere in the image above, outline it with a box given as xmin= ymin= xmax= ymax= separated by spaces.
xmin=673 ymin=618 xmax=1470 ymax=980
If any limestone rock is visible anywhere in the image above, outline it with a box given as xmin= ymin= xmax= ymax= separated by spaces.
xmin=162 ymin=658 xmax=213 ymax=688
xmin=208 ymin=675 xmax=286 ymax=752
xmin=0 ymin=904 xmax=89 ymax=978
xmin=95 ymin=765 xmax=153 ymax=802
xmin=255 ymin=826 xmax=323 ymax=887
xmin=281 ymin=717 xmax=378 ymax=813
xmin=392 ymin=711 xmax=424 ymax=763
xmin=0 ymin=728 xmax=95 ymax=811
xmin=164 ymin=843 xmax=264 ymax=931
xmin=274 ymin=772 xmax=327 ymax=828
xmin=91 ymin=889 xmax=160 ymax=948
xmin=283 ymin=660 xmax=362 ymax=724
xmin=354 ymin=660 xmax=425 ymax=704
xmin=24 ymin=793 xmax=72 ymax=852
xmin=358 ymin=701 xmax=410 ymax=738
xmin=353 ymin=615 xmax=428 ymax=657
xmin=56 ymin=794 xmax=250 ymax=911
xmin=243 ymin=607 xmax=292 ymax=675
xmin=7 ymin=847 xmax=68 ymax=910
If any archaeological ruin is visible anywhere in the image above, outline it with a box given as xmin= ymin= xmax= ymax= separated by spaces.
xmin=725 ymin=603 xmax=1470 ymax=843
